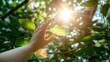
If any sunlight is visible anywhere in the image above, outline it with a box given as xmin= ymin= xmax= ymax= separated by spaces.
xmin=58 ymin=7 xmax=73 ymax=21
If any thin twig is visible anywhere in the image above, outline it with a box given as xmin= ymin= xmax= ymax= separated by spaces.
xmin=0 ymin=0 xmax=29 ymax=20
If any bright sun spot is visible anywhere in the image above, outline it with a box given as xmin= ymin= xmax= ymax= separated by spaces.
xmin=58 ymin=7 xmax=73 ymax=21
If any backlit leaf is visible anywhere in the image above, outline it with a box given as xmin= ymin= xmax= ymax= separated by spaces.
xmin=108 ymin=0 xmax=110 ymax=4
xmin=15 ymin=38 xmax=29 ymax=46
xmin=49 ymin=26 xmax=69 ymax=36
xmin=81 ymin=35 xmax=94 ymax=42
xmin=19 ymin=19 xmax=35 ymax=30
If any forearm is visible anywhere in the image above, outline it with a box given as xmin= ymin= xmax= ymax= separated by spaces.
xmin=0 ymin=21 xmax=55 ymax=62
xmin=0 ymin=44 xmax=36 ymax=62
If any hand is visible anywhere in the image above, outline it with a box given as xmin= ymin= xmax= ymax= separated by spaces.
xmin=29 ymin=21 xmax=56 ymax=52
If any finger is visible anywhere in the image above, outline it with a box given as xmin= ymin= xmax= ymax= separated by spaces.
xmin=42 ymin=20 xmax=52 ymax=32
xmin=44 ymin=34 xmax=49 ymax=39
xmin=46 ymin=35 xmax=56 ymax=43
xmin=40 ymin=20 xmax=52 ymax=36
xmin=40 ymin=22 xmax=46 ymax=29
xmin=34 ymin=26 xmax=40 ymax=32
xmin=34 ymin=23 xmax=45 ymax=33
xmin=39 ymin=23 xmax=45 ymax=29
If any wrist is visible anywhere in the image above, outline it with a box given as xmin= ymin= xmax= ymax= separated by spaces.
xmin=28 ymin=43 xmax=40 ymax=52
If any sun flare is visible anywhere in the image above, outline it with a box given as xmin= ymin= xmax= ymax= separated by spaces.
xmin=58 ymin=7 xmax=73 ymax=21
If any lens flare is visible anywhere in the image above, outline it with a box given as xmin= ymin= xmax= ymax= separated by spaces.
xmin=58 ymin=7 xmax=73 ymax=21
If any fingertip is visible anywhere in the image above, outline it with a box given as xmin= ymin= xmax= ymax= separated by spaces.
xmin=42 ymin=21 xmax=50 ymax=30
xmin=46 ymin=19 xmax=52 ymax=25
xmin=48 ymin=19 xmax=52 ymax=23
xmin=46 ymin=35 xmax=56 ymax=42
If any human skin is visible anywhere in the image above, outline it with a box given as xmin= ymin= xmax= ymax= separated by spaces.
xmin=0 ymin=20 xmax=56 ymax=62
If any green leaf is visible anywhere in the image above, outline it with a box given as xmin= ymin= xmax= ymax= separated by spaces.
xmin=101 ymin=4 xmax=110 ymax=16
xmin=92 ymin=20 xmax=98 ymax=24
xmin=11 ymin=28 xmax=21 ymax=37
xmin=19 ymin=19 xmax=35 ymax=30
xmin=52 ymin=40 xmax=58 ymax=46
xmin=95 ymin=23 xmax=104 ymax=27
xmin=82 ymin=33 xmax=103 ymax=41
xmin=93 ymin=33 xmax=104 ymax=40
xmin=15 ymin=38 xmax=29 ymax=46
xmin=38 ymin=16 xmax=45 ymax=22
xmin=75 ymin=46 xmax=100 ymax=56
xmin=76 ymin=0 xmax=82 ymax=3
xmin=49 ymin=26 xmax=69 ymax=36
xmin=13 ymin=0 xmax=17 ymax=7
xmin=92 ymin=26 xmax=105 ymax=32
xmin=0 ymin=0 xmax=3 ymax=6
xmin=92 ymin=23 xmax=105 ymax=32
xmin=107 ymin=0 xmax=110 ymax=4
xmin=76 ymin=47 xmax=93 ymax=56
xmin=81 ymin=35 xmax=94 ymax=42
xmin=80 ymin=0 xmax=98 ymax=7
xmin=107 ymin=9 xmax=110 ymax=25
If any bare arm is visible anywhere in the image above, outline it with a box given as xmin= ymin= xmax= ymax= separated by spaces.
xmin=0 ymin=21 xmax=56 ymax=62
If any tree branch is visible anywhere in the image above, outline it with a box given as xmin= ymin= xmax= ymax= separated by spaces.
xmin=0 ymin=0 xmax=29 ymax=20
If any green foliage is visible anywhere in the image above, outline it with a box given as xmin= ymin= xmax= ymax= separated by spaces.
xmin=49 ymin=26 xmax=69 ymax=36
xmin=15 ymin=38 xmax=29 ymax=46
xmin=101 ymin=4 xmax=110 ymax=16
xmin=81 ymin=35 xmax=94 ymax=42
xmin=0 ymin=0 xmax=110 ymax=62
xmin=80 ymin=0 xmax=98 ymax=7
xmin=19 ymin=19 xmax=35 ymax=30
xmin=107 ymin=0 xmax=110 ymax=4
xmin=75 ymin=46 xmax=100 ymax=56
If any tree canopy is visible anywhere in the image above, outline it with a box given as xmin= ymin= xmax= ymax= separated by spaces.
xmin=0 ymin=0 xmax=110 ymax=62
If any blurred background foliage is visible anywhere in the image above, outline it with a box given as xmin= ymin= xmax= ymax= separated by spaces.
xmin=0 ymin=0 xmax=110 ymax=62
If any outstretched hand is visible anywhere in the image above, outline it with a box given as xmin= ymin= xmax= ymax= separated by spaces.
xmin=0 ymin=20 xmax=56 ymax=62
xmin=30 ymin=20 xmax=56 ymax=52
